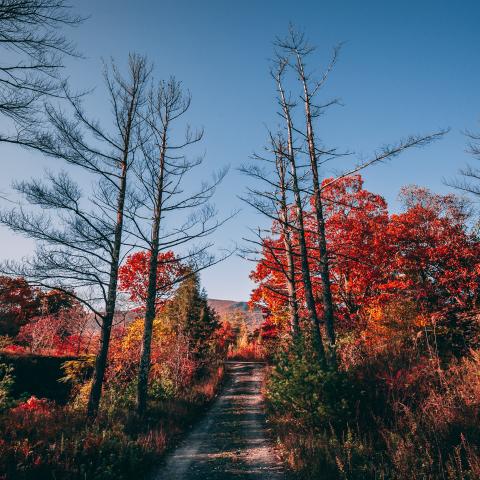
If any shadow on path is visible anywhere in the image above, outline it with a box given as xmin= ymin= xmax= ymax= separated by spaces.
xmin=152 ymin=362 xmax=285 ymax=480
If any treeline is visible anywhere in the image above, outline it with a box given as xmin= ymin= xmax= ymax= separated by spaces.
xmin=243 ymin=28 xmax=480 ymax=479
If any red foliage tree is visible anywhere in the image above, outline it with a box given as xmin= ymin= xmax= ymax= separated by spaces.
xmin=384 ymin=186 xmax=480 ymax=312
xmin=118 ymin=250 xmax=183 ymax=313
xmin=39 ymin=289 xmax=77 ymax=316
xmin=250 ymin=176 xmax=480 ymax=338
xmin=316 ymin=175 xmax=391 ymax=326
xmin=17 ymin=305 xmax=91 ymax=356
xmin=0 ymin=276 xmax=40 ymax=336
xmin=250 ymin=175 xmax=391 ymax=330
xmin=0 ymin=275 xmax=82 ymax=339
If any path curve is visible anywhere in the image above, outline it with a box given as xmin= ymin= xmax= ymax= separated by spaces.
xmin=152 ymin=362 xmax=285 ymax=480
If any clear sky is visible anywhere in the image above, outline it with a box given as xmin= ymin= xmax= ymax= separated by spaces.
xmin=0 ymin=0 xmax=479 ymax=301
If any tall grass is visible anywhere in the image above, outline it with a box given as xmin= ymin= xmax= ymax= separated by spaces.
xmin=266 ymin=344 xmax=480 ymax=479
xmin=0 ymin=365 xmax=224 ymax=480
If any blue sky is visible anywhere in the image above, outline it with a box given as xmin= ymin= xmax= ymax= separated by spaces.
xmin=0 ymin=0 xmax=479 ymax=300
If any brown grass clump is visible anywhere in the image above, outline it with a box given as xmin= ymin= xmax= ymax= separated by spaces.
xmin=266 ymin=311 xmax=480 ymax=479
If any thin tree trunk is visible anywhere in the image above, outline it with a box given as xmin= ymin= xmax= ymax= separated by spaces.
xmin=137 ymin=133 xmax=166 ymax=416
xmin=87 ymin=160 xmax=127 ymax=418
xmin=283 ymin=227 xmax=300 ymax=337
xmin=276 ymin=147 xmax=300 ymax=338
xmin=288 ymin=149 xmax=324 ymax=362
xmin=297 ymin=55 xmax=336 ymax=361
xmin=133 ymin=78 xmax=215 ymax=414
xmin=277 ymin=73 xmax=325 ymax=363
xmin=87 ymin=90 xmax=137 ymax=418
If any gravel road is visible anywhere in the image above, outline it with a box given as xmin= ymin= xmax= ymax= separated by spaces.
xmin=152 ymin=361 xmax=285 ymax=480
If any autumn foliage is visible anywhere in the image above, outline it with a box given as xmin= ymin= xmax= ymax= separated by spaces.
xmin=0 ymin=265 xmax=227 ymax=480
xmin=251 ymin=175 xmax=479 ymax=334
xmin=118 ymin=250 xmax=183 ymax=312
xmin=253 ymin=175 xmax=480 ymax=479
xmin=0 ymin=277 xmax=42 ymax=336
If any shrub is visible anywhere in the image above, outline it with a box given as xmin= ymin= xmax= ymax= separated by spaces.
xmin=0 ymin=353 xmax=77 ymax=403
xmin=0 ymin=404 xmax=158 ymax=480
xmin=267 ymin=336 xmax=480 ymax=479
xmin=11 ymin=395 xmax=52 ymax=415
xmin=266 ymin=347 xmax=359 ymax=431
xmin=0 ymin=363 xmax=225 ymax=480
xmin=60 ymin=355 xmax=95 ymax=389
xmin=0 ymin=362 xmax=14 ymax=411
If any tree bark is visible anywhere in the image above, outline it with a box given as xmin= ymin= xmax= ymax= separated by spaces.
xmin=87 ymin=159 xmax=127 ymax=418
xmin=87 ymin=77 xmax=139 ymax=418
xmin=276 ymin=72 xmax=325 ymax=363
xmin=296 ymin=53 xmax=337 ymax=362
xmin=283 ymin=225 xmax=300 ymax=337
xmin=136 ymin=132 xmax=166 ymax=416
xmin=276 ymin=146 xmax=300 ymax=338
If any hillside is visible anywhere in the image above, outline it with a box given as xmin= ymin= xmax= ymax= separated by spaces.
xmin=208 ymin=298 xmax=264 ymax=331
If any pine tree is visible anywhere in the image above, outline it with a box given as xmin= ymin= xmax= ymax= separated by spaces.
xmin=162 ymin=271 xmax=219 ymax=372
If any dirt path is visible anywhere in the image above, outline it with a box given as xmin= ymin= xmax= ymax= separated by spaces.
xmin=152 ymin=362 xmax=285 ymax=480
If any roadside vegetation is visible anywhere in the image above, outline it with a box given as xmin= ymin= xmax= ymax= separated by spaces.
xmin=243 ymin=28 xmax=480 ymax=480
xmin=0 ymin=2 xmax=478 ymax=479
xmin=0 ymin=271 xmax=228 ymax=480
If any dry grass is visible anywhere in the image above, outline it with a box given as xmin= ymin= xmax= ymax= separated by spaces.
xmin=0 ymin=365 xmax=225 ymax=480
xmin=267 ymin=345 xmax=480 ymax=480
xmin=227 ymin=342 xmax=266 ymax=361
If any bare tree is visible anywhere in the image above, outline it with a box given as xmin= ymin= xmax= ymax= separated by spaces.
xmin=274 ymin=59 xmax=326 ymax=363
xmin=239 ymin=132 xmax=301 ymax=338
xmin=275 ymin=137 xmax=301 ymax=338
xmin=447 ymin=127 xmax=480 ymax=200
xmin=276 ymin=26 xmax=446 ymax=363
xmin=126 ymin=77 xmax=229 ymax=416
xmin=0 ymin=54 xmax=150 ymax=418
xmin=0 ymin=0 xmax=83 ymax=125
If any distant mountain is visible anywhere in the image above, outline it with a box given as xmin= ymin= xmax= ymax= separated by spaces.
xmin=207 ymin=299 xmax=248 ymax=315
xmin=208 ymin=298 xmax=264 ymax=331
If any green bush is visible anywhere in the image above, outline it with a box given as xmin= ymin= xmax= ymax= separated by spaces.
xmin=150 ymin=376 xmax=177 ymax=400
xmin=266 ymin=347 xmax=360 ymax=431
xmin=0 ymin=362 xmax=14 ymax=411
xmin=1 ymin=352 xmax=76 ymax=403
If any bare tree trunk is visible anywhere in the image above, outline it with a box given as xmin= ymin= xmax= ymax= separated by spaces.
xmin=276 ymin=67 xmax=325 ymax=363
xmin=297 ymin=56 xmax=337 ymax=360
xmin=131 ymin=78 xmax=223 ymax=415
xmin=283 ymin=222 xmax=300 ymax=337
xmin=87 ymin=155 xmax=128 ymax=419
xmin=137 ymin=136 xmax=166 ymax=416
xmin=276 ymin=143 xmax=300 ymax=338
xmin=87 ymin=59 xmax=143 ymax=417
xmin=273 ymin=26 xmax=445 ymax=363
xmin=288 ymin=147 xmax=325 ymax=362
xmin=0 ymin=54 xmax=150 ymax=420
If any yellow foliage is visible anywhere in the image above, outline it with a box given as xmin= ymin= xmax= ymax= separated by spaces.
xmin=121 ymin=317 xmax=175 ymax=352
